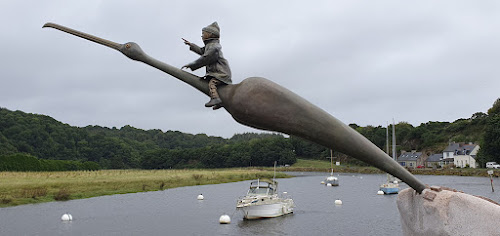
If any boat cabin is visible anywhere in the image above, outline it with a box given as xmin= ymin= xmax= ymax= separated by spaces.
xmin=247 ymin=179 xmax=277 ymax=196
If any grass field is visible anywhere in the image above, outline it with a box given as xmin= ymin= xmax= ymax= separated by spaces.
xmin=0 ymin=168 xmax=289 ymax=208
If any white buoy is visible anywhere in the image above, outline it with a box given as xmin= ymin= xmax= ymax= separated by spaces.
xmin=334 ymin=199 xmax=343 ymax=205
xmin=320 ymin=181 xmax=325 ymax=184
xmin=283 ymin=192 xmax=288 ymax=194
xmin=197 ymin=194 xmax=204 ymax=200
xmin=377 ymin=190 xmax=385 ymax=195
xmin=327 ymin=183 xmax=332 ymax=187
xmin=219 ymin=214 xmax=231 ymax=224
xmin=61 ymin=213 xmax=73 ymax=221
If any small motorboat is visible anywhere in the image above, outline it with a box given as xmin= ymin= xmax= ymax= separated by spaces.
xmin=380 ymin=177 xmax=399 ymax=194
xmin=236 ymin=178 xmax=294 ymax=219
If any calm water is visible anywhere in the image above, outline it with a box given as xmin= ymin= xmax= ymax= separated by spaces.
xmin=1 ymin=172 xmax=499 ymax=236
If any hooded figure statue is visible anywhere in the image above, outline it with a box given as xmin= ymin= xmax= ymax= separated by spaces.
xmin=182 ymin=22 xmax=232 ymax=109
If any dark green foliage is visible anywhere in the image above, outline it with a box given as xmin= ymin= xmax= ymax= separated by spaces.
xmin=0 ymin=107 xmax=297 ymax=169
xmin=477 ymin=99 xmax=500 ymax=165
xmin=488 ymin=98 xmax=500 ymax=116
xmin=0 ymin=153 xmax=41 ymax=171
xmin=289 ymin=136 xmax=329 ymax=160
xmin=2 ymin=97 xmax=499 ymax=170
xmin=229 ymin=132 xmax=285 ymax=142
xmin=354 ymin=125 xmax=387 ymax=150
xmin=141 ymin=136 xmax=297 ymax=169
xmin=0 ymin=153 xmax=100 ymax=171
xmin=478 ymin=115 xmax=500 ymax=163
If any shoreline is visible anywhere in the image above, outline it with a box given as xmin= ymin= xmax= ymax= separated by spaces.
xmin=275 ymin=166 xmax=498 ymax=177
xmin=1 ymin=165 xmax=497 ymax=208
xmin=0 ymin=168 xmax=289 ymax=208
xmin=285 ymin=159 xmax=499 ymax=177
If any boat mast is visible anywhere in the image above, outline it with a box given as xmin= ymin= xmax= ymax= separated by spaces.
xmin=273 ymin=161 xmax=277 ymax=182
xmin=386 ymin=122 xmax=391 ymax=182
xmin=386 ymin=122 xmax=390 ymax=155
xmin=392 ymin=119 xmax=396 ymax=161
xmin=330 ymin=149 xmax=334 ymax=176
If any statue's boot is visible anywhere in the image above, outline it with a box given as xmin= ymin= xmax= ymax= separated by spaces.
xmin=205 ymin=79 xmax=223 ymax=108
xmin=205 ymin=98 xmax=222 ymax=107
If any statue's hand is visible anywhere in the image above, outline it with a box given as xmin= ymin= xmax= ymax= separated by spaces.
xmin=182 ymin=38 xmax=191 ymax=46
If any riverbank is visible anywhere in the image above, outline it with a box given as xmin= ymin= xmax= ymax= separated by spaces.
xmin=281 ymin=159 xmax=499 ymax=177
xmin=0 ymin=169 xmax=289 ymax=208
xmin=2 ymin=159 xmax=497 ymax=208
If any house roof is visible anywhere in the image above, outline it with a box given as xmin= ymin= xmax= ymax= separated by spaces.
xmin=444 ymin=143 xmax=460 ymax=152
xmin=427 ymin=153 xmax=443 ymax=162
xmin=398 ymin=152 xmax=423 ymax=161
xmin=443 ymin=142 xmax=478 ymax=155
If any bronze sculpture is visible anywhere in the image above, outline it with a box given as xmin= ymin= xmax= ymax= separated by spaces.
xmin=182 ymin=22 xmax=231 ymax=110
xmin=42 ymin=22 xmax=426 ymax=194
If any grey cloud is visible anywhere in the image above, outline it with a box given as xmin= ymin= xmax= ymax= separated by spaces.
xmin=1 ymin=0 xmax=499 ymax=137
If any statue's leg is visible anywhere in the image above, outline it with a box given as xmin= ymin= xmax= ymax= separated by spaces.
xmin=205 ymin=78 xmax=222 ymax=108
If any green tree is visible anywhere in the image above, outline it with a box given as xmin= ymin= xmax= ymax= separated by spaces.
xmin=478 ymin=98 xmax=500 ymax=165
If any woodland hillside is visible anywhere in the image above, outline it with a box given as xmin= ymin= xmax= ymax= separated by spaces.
xmin=1 ymin=98 xmax=499 ymax=170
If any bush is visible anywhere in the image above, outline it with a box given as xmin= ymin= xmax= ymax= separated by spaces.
xmin=0 ymin=153 xmax=41 ymax=171
xmin=54 ymin=189 xmax=71 ymax=201
xmin=0 ymin=153 xmax=101 ymax=171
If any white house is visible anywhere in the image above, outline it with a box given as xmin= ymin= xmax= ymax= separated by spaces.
xmin=444 ymin=142 xmax=480 ymax=168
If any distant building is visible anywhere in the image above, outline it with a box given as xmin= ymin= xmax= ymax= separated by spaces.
xmin=425 ymin=153 xmax=444 ymax=168
xmin=442 ymin=157 xmax=455 ymax=167
xmin=398 ymin=150 xmax=428 ymax=169
xmin=445 ymin=142 xmax=480 ymax=168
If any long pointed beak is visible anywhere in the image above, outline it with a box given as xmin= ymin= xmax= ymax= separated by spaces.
xmin=43 ymin=23 xmax=122 ymax=51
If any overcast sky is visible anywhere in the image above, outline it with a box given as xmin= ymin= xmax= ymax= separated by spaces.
xmin=1 ymin=1 xmax=499 ymax=138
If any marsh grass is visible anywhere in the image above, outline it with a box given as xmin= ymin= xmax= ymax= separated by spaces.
xmin=0 ymin=168 xmax=289 ymax=207
xmin=21 ymin=187 xmax=47 ymax=199
xmin=54 ymin=188 xmax=71 ymax=201
xmin=1 ymin=195 xmax=13 ymax=204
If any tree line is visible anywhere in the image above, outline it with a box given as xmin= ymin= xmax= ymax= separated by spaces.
xmin=0 ymin=108 xmax=299 ymax=170
xmin=0 ymin=153 xmax=100 ymax=171
xmin=1 ymin=97 xmax=499 ymax=171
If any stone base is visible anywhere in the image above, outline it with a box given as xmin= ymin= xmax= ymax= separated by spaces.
xmin=397 ymin=187 xmax=500 ymax=236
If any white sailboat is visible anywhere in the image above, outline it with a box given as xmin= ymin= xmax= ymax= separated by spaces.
xmin=323 ymin=149 xmax=339 ymax=186
xmin=236 ymin=162 xmax=294 ymax=219
xmin=380 ymin=120 xmax=399 ymax=194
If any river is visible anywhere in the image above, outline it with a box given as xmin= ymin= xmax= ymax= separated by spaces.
xmin=0 ymin=172 xmax=499 ymax=235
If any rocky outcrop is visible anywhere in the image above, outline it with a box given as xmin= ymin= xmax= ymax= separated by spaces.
xmin=397 ymin=187 xmax=500 ymax=236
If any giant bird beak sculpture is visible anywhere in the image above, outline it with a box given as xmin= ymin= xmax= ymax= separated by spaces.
xmin=43 ymin=22 xmax=426 ymax=193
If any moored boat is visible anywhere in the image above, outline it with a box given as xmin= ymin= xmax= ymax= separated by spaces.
xmin=380 ymin=179 xmax=399 ymax=194
xmin=236 ymin=179 xmax=294 ymax=219
xmin=324 ymin=149 xmax=339 ymax=186
xmin=324 ymin=175 xmax=339 ymax=186
xmin=379 ymin=120 xmax=399 ymax=194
